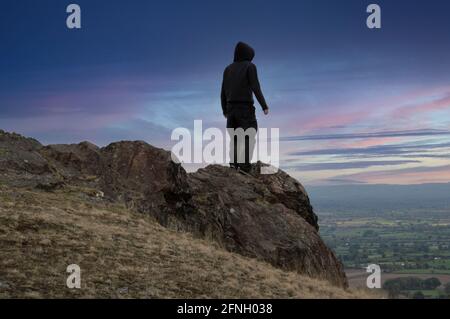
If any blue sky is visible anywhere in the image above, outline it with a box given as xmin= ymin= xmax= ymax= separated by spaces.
xmin=1 ymin=0 xmax=450 ymax=185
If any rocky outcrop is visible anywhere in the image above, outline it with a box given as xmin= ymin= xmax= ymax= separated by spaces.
xmin=0 ymin=130 xmax=55 ymax=187
xmin=187 ymin=165 xmax=347 ymax=287
xmin=0 ymin=130 xmax=348 ymax=288
xmin=98 ymin=141 xmax=193 ymax=225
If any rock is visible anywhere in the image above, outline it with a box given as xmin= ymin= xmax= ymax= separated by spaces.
xmin=95 ymin=147 xmax=346 ymax=287
xmin=186 ymin=165 xmax=347 ymax=287
xmin=0 ymin=130 xmax=348 ymax=288
xmin=35 ymin=181 xmax=65 ymax=192
xmin=98 ymin=141 xmax=193 ymax=226
xmin=39 ymin=142 xmax=101 ymax=185
xmin=0 ymin=130 xmax=57 ymax=187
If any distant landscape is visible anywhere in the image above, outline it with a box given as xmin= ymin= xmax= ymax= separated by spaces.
xmin=309 ymin=183 xmax=450 ymax=299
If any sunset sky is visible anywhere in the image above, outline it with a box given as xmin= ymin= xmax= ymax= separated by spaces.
xmin=1 ymin=0 xmax=450 ymax=185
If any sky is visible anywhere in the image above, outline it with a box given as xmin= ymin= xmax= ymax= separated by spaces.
xmin=1 ymin=0 xmax=450 ymax=185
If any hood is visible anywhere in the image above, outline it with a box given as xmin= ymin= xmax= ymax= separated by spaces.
xmin=234 ymin=42 xmax=255 ymax=62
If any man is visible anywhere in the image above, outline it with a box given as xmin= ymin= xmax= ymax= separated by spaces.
xmin=221 ymin=42 xmax=270 ymax=173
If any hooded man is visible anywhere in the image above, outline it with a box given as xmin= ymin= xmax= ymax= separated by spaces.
xmin=221 ymin=42 xmax=270 ymax=173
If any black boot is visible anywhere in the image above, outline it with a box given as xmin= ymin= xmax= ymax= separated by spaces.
xmin=240 ymin=163 xmax=252 ymax=173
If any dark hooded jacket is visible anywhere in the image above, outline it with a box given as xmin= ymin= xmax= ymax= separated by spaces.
xmin=221 ymin=42 xmax=269 ymax=116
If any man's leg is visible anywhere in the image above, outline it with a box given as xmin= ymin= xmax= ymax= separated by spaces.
xmin=244 ymin=129 xmax=257 ymax=171
xmin=226 ymin=109 xmax=239 ymax=169
xmin=230 ymin=127 xmax=247 ymax=170
xmin=231 ymin=135 xmax=239 ymax=169
xmin=241 ymin=106 xmax=258 ymax=173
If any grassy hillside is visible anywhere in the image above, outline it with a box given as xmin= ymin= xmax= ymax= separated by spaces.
xmin=0 ymin=185 xmax=373 ymax=299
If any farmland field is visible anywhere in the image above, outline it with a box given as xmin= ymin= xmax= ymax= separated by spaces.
xmin=318 ymin=210 xmax=450 ymax=298
xmin=309 ymin=183 xmax=450 ymax=299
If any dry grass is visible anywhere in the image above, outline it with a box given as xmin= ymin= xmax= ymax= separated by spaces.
xmin=0 ymin=186 xmax=376 ymax=299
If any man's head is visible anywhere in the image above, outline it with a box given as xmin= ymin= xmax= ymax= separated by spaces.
xmin=234 ymin=42 xmax=255 ymax=62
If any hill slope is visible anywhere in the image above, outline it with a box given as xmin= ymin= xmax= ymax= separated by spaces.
xmin=0 ymin=129 xmax=365 ymax=298
xmin=0 ymin=186 xmax=365 ymax=298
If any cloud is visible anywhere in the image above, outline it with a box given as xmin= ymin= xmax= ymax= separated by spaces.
xmin=392 ymin=93 xmax=450 ymax=119
xmin=288 ymin=140 xmax=450 ymax=157
xmin=312 ymin=178 xmax=368 ymax=185
xmin=402 ymin=154 xmax=450 ymax=159
xmin=285 ymin=160 xmax=421 ymax=171
xmin=318 ymin=164 xmax=450 ymax=185
xmin=281 ymin=129 xmax=450 ymax=142
xmin=284 ymin=110 xmax=371 ymax=134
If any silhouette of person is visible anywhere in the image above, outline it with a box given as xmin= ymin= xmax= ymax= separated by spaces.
xmin=221 ymin=42 xmax=269 ymax=173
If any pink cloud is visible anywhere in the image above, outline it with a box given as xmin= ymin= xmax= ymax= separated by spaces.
xmin=287 ymin=110 xmax=371 ymax=135
xmin=325 ymin=165 xmax=450 ymax=185
xmin=392 ymin=93 xmax=450 ymax=119
xmin=347 ymin=137 xmax=402 ymax=148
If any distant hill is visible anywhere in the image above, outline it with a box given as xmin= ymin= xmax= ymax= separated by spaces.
xmin=308 ymin=183 xmax=450 ymax=213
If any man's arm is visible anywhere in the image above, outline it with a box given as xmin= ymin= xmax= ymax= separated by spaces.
xmin=221 ymin=69 xmax=227 ymax=116
xmin=248 ymin=63 xmax=269 ymax=111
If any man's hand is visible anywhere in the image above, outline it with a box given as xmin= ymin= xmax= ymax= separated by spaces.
xmin=264 ymin=108 xmax=269 ymax=115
